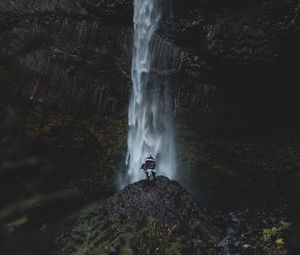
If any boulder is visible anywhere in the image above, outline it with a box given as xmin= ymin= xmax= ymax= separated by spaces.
xmin=105 ymin=176 xmax=206 ymax=224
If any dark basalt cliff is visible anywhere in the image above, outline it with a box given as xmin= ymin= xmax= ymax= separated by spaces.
xmin=1 ymin=1 xmax=300 ymax=254
xmin=1 ymin=0 xmax=299 ymax=124
xmin=172 ymin=0 xmax=299 ymax=65
xmin=0 ymin=0 xmax=133 ymax=115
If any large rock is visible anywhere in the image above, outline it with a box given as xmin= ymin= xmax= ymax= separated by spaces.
xmin=55 ymin=176 xmax=290 ymax=255
xmin=105 ymin=176 xmax=206 ymax=224
xmin=56 ymin=176 xmax=214 ymax=255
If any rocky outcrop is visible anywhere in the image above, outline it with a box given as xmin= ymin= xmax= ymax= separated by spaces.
xmin=56 ymin=176 xmax=290 ymax=255
xmin=105 ymin=176 xmax=206 ymax=224
xmin=56 ymin=176 xmax=216 ymax=255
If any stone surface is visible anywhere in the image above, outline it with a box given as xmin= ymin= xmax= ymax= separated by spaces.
xmin=105 ymin=176 xmax=205 ymax=224
xmin=171 ymin=0 xmax=300 ymax=65
xmin=1 ymin=0 xmax=299 ymax=125
xmin=55 ymin=176 xmax=216 ymax=255
xmin=56 ymin=176 xmax=289 ymax=255
xmin=0 ymin=1 xmax=299 ymax=254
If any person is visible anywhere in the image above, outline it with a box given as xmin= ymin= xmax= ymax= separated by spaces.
xmin=140 ymin=152 xmax=156 ymax=180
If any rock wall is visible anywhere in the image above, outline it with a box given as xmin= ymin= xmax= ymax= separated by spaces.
xmin=171 ymin=0 xmax=300 ymax=65
xmin=0 ymin=0 xmax=299 ymax=125
xmin=0 ymin=0 xmax=220 ymax=124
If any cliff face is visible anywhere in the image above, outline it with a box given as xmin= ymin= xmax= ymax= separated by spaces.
xmin=170 ymin=0 xmax=300 ymax=128
xmin=0 ymin=0 xmax=132 ymax=115
xmin=1 ymin=2 xmax=299 ymax=254
xmin=172 ymin=0 xmax=299 ymax=65
xmin=2 ymin=0 xmax=298 ymax=124
xmin=0 ymin=0 xmax=215 ymax=121
xmin=0 ymin=0 xmax=299 ymax=123
xmin=1 ymin=0 xmax=299 ymax=216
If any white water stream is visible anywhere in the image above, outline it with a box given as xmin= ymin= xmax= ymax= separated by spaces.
xmin=123 ymin=0 xmax=176 ymax=184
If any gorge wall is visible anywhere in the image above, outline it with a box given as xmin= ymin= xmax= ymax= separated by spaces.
xmin=1 ymin=1 xmax=300 ymax=254
xmin=2 ymin=0 xmax=300 ymax=197
xmin=3 ymin=0 xmax=299 ymax=127
xmin=1 ymin=0 xmax=300 ymax=203
xmin=1 ymin=0 xmax=299 ymax=128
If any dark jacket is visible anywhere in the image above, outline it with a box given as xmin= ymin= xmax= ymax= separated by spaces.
xmin=141 ymin=155 xmax=156 ymax=170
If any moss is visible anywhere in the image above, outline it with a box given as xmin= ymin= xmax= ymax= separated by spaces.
xmin=0 ymin=64 xmax=128 ymax=255
xmin=9 ymin=99 xmax=128 ymax=187
xmin=0 ymin=65 xmax=13 ymax=86
xmin=177 ymin=122 xmax=300 ymax=207
xmin=255 ymin=221 xmax=290 ymax=255
xmin=0 ymin=65 xmax=16 ymax=105
xmin=1 ymin=91 xmax=127 ymax=215
xmin=59 ymin=215 xmax=180 ymax=255
xmin=58 ymin=206 xmax=292 ymax=255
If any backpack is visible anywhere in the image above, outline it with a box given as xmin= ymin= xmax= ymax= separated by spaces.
xmin=146 ymin=160 xmax=156 ymax=170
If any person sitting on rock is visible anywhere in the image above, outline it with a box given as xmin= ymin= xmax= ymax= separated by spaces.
xmin=140 ymin=152 xmax=156 ymax=181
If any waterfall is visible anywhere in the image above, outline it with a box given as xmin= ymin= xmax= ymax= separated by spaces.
xmin=123 ymin=0 xmax=176 ymax=184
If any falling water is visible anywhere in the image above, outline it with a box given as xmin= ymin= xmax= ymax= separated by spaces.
xmin=124 ymin=0 xmax=176 ymax=184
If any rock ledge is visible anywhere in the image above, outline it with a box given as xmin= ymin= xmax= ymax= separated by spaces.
xmin=105 ymin=176 xmax=205 ymax=224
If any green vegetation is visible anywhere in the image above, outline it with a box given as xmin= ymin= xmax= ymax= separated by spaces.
xmin=1 ymin=64 xmax=294 ymax=255
xmin=103 ymin=218 xmax=179 ymax=255
xmin=0 ymin=64 xmax=128 ymax=255
xmin=1 ymin=64 xmax=127 ymax=198
xmin=0 ymin=65 xmax=15 ymax=97
xmin=177 ymin=122 xmax=300 ymax=207
xmin=236 ymin=220 xmax=291 ymax=255
xmin=258 ymin=221 xmax=290 ymax=254
xmin=59 ymin=209 xmax=291 ymax=255
xmin=59 ymin=214 xmax=185 ymax=255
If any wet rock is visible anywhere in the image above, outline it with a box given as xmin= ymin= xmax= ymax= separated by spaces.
xmin=0 ymin=0 xmax=219 ymax=124
xmin=170 ymin=0 xmax=300 ymax=65
xmin=2 ymin=0 xmax=298 ymax=126
xmin=56 ymin=176 xmax=290 ymax=255
xmin=55 ymin=176 xmax=224 ymax=255
xmin=1 ymin=0 xmax=299 ymax=122
xmin=105 ymin=176 xmax=206 ymax=224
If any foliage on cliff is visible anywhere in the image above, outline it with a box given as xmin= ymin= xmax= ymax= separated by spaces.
xmin=1 ymin=64 xmax=127 ymax=195
xmin=0 ymin=64 xmax=128 ymax=255
xmin=177 ymin=121 xmax=300 ymax=208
